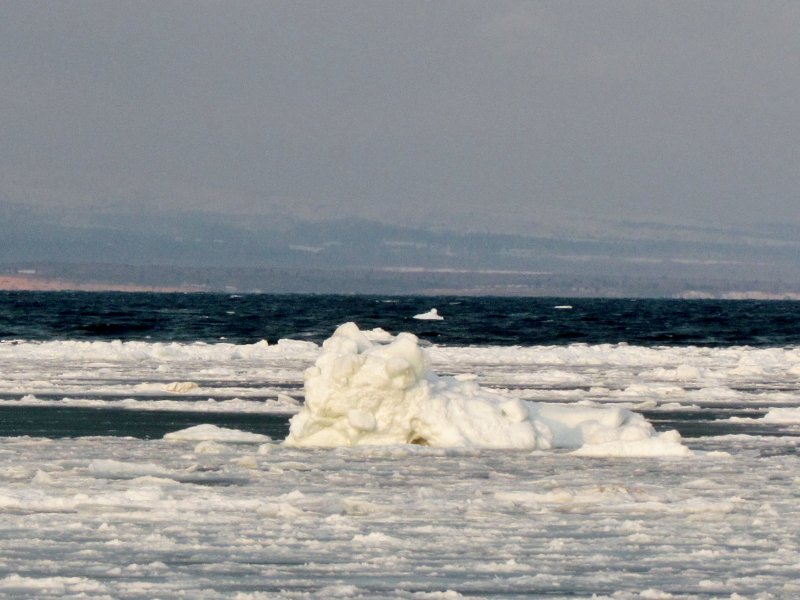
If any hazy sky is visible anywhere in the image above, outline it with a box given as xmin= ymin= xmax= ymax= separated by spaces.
xmin=2 ymin=0 xmax=799 ymax=234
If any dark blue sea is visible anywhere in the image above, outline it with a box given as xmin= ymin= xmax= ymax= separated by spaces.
xmin=2 ymin=291 xmax=800 ymax=347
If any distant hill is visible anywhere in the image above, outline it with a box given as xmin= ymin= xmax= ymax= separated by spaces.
xmin=2 ymin=200 xmax=800 ymax=297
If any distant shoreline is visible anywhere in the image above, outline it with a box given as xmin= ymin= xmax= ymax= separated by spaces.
xmin=0 ymin=275 xmax=205 ymax=294
xmin=2 ymin=274 xmax=800 ymax=301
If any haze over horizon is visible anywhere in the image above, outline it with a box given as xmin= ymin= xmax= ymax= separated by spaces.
xmin=2 ymin=1 xmax=799 ymax=292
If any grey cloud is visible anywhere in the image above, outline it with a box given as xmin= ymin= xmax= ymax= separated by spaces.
xmin=1 ymin=0 xmax=798 ymax=235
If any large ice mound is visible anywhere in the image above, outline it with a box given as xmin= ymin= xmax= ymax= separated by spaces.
xmin=284 ymin=323 xmax=690 ymax=456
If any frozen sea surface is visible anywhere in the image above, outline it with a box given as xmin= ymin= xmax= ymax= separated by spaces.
xmin=1 ymin=333 xmax=800 ymax=597
xmin=1 ymin=436 xmax=798 ymax=599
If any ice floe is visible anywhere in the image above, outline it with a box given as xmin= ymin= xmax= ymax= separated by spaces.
xmin=413 ymin=308 xmax=444 ymax=320
xmin=164 ymin=424 xmax=270 ymax=443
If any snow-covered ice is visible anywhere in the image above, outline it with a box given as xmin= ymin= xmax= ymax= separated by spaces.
xmin=1 ymin=326 xmax=800 ymax=598
xmin=1 ymin=433 xmax=798 ymax=598
xmin=164 ymin=424 xmax=271 ymax=443
xmin=761 ymin=407 xmax=800 ymax=423
xmin=413 ymin=308 xmax=444 ymax=320
xmin=286 ymin=323 xmax=688 ymax=456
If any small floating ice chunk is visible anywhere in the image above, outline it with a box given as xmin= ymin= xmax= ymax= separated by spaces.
xmin=193 ymin=440 xmax=228 ymax=454
xmin=352 ymin=531 xmax=401 ymax=545
xmin=231 ymin=455 xmax=259 ymax=469
xmin=570 ymin=429 xmax=693 ymax=458
xmin=164 ymin=381 xmax=199 ymax=393
xmin=413 ymin=308 xmax=444 ymax=320
xmin=164 ymin=424 xmax=270 ymax=443
xmin=727 ymin=407 xmax=800 ymax=425
xmin=675 ymin=364 xmax=702 ymax=380
xmin=31 ymin=470 xmax=55 ymax=485
xmin=0 ymin=575 xmax=109 ymax=596
xmin=276 ymin=393 xmax=301 ymax=408
xmin=257 ymin=443 xmax=273 ymax=455
xmin=762 ymin=407 xmax=800 ymax=424
xmin=88 ymin=459 xmax=170 ymax=479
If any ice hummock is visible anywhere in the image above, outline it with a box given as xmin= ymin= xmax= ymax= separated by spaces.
xmin=285 ymin=323 xmax=690 ymax=456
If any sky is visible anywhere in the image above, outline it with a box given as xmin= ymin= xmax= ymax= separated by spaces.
xmin=1 ymin=1 xmax=799 ymax=250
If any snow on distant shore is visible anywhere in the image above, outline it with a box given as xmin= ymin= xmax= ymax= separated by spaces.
xmin=0 ymin=274 xmax=201 ymax=293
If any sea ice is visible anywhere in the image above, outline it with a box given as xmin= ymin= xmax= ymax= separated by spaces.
xmin=762 ymin=407 xmax=800 ymax=423
xmin=728 ymin=407 xmax=800 ymax=425
xmin=413 ymin=308 xmax=444 ymax=320
xmin=164 ymin=424 xmax=270 ymax=443
xmin=285 ymin=323 xmax=689 ymax=455
xmin=163 ymin=381 xmax=199 ymax=393
xmin=2 ymin=328 xmax=800 ymax=597
xmin=0 ymin=431 xmax=795 ymax=598
xmin=88 ymin=459 xmax=171 ymax=479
